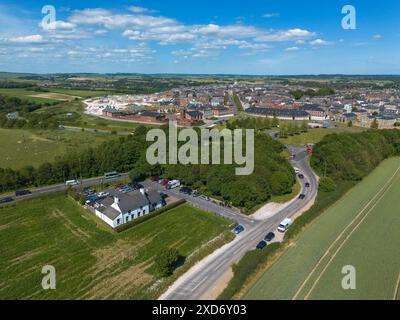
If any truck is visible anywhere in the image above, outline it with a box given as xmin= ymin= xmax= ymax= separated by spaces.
xmin=66 ymin=180 xmax=80 ymax=187
xmin=277 ymin=218 xmax=293 ymax=233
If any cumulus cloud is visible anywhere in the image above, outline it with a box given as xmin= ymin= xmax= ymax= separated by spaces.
xmin=286 ymin=46 xmax=300 ymax=51
xmin=8 ymin=34 xmax=45 ymax=44
xmin=262 ymin=13 xmax=280 ymax=18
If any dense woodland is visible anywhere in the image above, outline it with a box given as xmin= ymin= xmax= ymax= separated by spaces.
xmin=0 ymin=126 xmax=296 ymax=212
xmin=311 ymin=129 xmax=400 ymax=181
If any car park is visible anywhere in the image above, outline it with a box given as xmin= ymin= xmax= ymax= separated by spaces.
xmin=264 ymin=232 xmax=275 ymax=242
xmin=15 ymin=190 xmax=32 ymax=197
xmin=256 ymin=241 xmax=267 ymax=250
xmin=232 ymin=225 xmax=245 ymax=234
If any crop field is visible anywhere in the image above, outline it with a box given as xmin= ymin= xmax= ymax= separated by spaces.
xmin=0 ymin=196 xmax=232 ymax=299
xmin=244 ymin=157 xmax=400 ymax=300
xmin=0 ymin=128 xmax=115 ymax=170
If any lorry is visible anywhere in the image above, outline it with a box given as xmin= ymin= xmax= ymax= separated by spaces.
xmin=66 ymin=180 xmax=80 ymax=187
xmin=277 ymin=218 xmax=293 ymax=233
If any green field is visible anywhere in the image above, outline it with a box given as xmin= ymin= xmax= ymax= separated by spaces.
xmin=278 ymin=127 xmax=364 ymax=147
xmin=244 ymin=157 xmax=400 ymax=300
xmin=0 ymin=128 xmax=115 ymax=169
xmin=0 ymin=196 xmax=232 ymax=299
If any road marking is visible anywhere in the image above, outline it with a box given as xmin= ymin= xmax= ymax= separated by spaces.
xmin=394 ymin=272 xmax=400 ymax=300
xmin=292 ymin=164 xmax=400 ymax=300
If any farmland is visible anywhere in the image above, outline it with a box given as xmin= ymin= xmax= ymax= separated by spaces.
xmin=244 ymin=157 xmax=400 ymax=300
xmin=0 ymin=195 xmax=233 ymax=299
xmin=0 ymin=128 xmax=116 ymax=170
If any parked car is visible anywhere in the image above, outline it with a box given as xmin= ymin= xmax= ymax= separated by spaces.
xmin=305 ymin=182 xmax=311 ymax=188
xmin=199 ymin=195 xmax=210 ymax=201
xmin=179 ymin=187 xmax=193 ymax=195
xmin=0 ymin=197 xmax=14 ymax=204
xmin=114 ymin=183 xmax=125 ymax=190
xmin=167 ymin=180 xmax=181 ymax=189
xmin=277 ymin=218 xmax=293 ymax=233
xmin=264 ymin=232 xmax=275 ymax=242
xmin=299 ymin=194 xmax=306 ymax=200
xmin=97 ymin=192 xmax=110 ymax=198
xmin=256 ymin=241 xmax=267 ymax=250
xmin=15 ymin=190 xmax=32 ymax=197
xmin=232 ymin=225 xmax=245 ymax=234
xmin=192 ymin=191 xmax=201 ymax=197
xmin=159 ymin=180 xmax=169 ymax=187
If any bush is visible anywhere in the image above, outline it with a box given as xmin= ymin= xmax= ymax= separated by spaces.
xmin=154 ymin=248 xmax=181 ymax=278
xmin=319 ymin=177 xmax=336 ymax=192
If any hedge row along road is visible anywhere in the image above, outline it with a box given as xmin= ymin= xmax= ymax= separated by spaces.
xmin=244 ymin=157 xmax=400 ymax=300
xmin=160 ymin=147 xmax=318 ymax=300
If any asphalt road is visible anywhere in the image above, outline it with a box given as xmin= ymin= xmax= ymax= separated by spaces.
xmin=0 ymin=174 xmax=131 ymax=205
xmin=160 ymin=150 xmax=318 ymax=300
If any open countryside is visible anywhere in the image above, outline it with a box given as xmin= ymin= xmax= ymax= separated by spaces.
xmin=244 ymin=157 xmax=400 ymax=300
xmin=0 ymin=195 xmax=232 ymax=299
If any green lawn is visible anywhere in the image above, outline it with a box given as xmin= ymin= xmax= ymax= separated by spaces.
xmin=278 ymin=127 xmax=364 ymax=147
xmin=0 ymin=128 xmax=115 ymax=170
xmin=0 ymin=196 xmax=232 ymax=299
xmin=244 ymin=157 xmax=400 ymax=300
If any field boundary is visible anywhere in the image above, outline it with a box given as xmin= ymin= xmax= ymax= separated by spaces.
xmin=394 ymin=272 xmax=400 ymax=300
xmin=292 ymin=164 xmax=400 ymax=300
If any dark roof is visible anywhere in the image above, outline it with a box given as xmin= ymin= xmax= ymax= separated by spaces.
xmin=246 ymin=107 xmax=309 ymax=117
xmin=103 ymin=207 xmax=121 ymax=220
xmin=187 ymin=111 xmax=203 ymax=118
xmin=139 ymin=111 xmax=165 ymax=118
xmin=103 ymin=106 xmax=120 ymax=113
xmin=302 ymin=104 xmax=324 ymax=112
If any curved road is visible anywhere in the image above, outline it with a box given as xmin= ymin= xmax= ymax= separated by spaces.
xmin=160 ymin=149 xmax=318 ymax=300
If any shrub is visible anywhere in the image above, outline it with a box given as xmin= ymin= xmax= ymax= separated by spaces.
xmin=154 ymin=248 xmax=181 ymax=278
xmin=319 ymin=177 xmax=336 ymax=192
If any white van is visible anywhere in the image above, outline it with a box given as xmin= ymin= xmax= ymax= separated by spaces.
xmin=294 ymin=167 xmax=301 ymax=174
xmin=167 ymin=180 xmax=181 ymax=189
xmin=66 ymin=180 xmax=80 ymax=187
xmin=277 ymin=218 xmax=293 ymax=233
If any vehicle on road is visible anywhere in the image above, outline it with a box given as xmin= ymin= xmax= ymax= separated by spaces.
xmin=15 ymin=190 xmax=32 ymax=197
xmin=277 ymin=218 xmax=293 ymax=233
xmin=167 ymin=180 xmax=181 ymax=189
xmin=192 ymin=191 xmax=201 ymax=197
xmin=159 ymin=180 xmax=169 ymax=187
xmin=66 ymin=180 xmax=80 ymax=187
xmin=232 ymin=225 xmax=245 ymax=234
xmin=294 ymin=167 xmax=301 ymax=174
xmin=305 ymin=182 xmax=311 ymax=188
xmin=298 ymin=174 xmax=305 ymax=179
xmin=264 ymin=232 xmax=275 ymax=242
xmin=97 ymin=192 xmax=109 ymax=198
xmin=0 ymin=197 xmax=14 ymax=204
xmin=256 ymin=241 xmax=267 ymax=250
xmin=298 ymin=194 xmax=306 ymax=200
xmin=104 ymin=171 xmax=121 ymax=180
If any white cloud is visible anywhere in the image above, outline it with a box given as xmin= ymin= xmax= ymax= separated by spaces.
xmin=262 ymin=13 xmax=279 ymax=18
xmin=373 ymin=34 xmax=382 ymax=39
xmin=310 ymin=38 xmax=334 ymax=46
xmin=256 ymin=29 xmax=316 ymax=42
xmin=127 ymin=6 xmax=156 ymax=14
xmin=285 ymin=46 xmax=300 ymax=51
xmin=8 ymin=34 xmax=45 ymax=44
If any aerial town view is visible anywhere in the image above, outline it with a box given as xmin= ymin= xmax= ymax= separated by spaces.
xmin=0 ymin=0 xmax=399 ymax=314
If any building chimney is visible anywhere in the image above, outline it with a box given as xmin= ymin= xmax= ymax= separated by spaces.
xmin=114 ymin=196 xmax=120 ymax=204
xmin=139 ymin=188 xmax=146 ymax=196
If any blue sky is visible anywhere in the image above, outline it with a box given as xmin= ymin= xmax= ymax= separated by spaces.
xmin=0 ymin=0 xmax=399 ymax=74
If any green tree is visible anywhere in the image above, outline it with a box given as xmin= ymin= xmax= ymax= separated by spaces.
xmin=370 ymin=118 xmax=379 ymax=129
xmin=154 ymin=248 xmax=181 ymax=277
xmin=319 ymin=177 xmax=337 ymax=192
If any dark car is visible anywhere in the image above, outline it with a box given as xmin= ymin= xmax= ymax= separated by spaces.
xmin=15 ymin=190 xmax=32 ymax=197
xmin=179 ymin=187 xmax=192 ymax=195
xmin=0 ymin=197 xmax=14 ymax=204
xmin=264 ymin=232 xmax=275 ymax=242
xmin=299 ymin=194 xmax=306 ymax=200
xmin=128 ymin=182 xmax=144 ymax=190
xmin=192 ymin=191 xmax=201 ymax=197
xmin=256 ymin=241 xmax=267 ymax=250
xmin=298 ymin=174 xmax=305 ymax=179
xmin=232 ymin=225 xmax=245 ymax=234
xmin=305 ymin=182 xmax=311 ymax=188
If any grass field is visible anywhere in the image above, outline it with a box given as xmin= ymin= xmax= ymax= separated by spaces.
xmin=0 ymin=195 xmax=232 ymax=299
xmin=278 ymin=127 xmax=364 ymax=147
xmin=0 ymin=128 xmax=115 ymax=169
xmin=244 ymin=157 xmax=400 ymax=300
